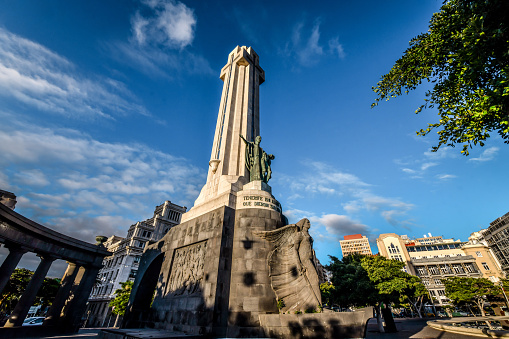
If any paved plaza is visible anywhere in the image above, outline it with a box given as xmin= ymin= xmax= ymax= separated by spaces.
xmin=19 ymin=318 xmax=496 ymax=339
xmin=366 ymin=318 xmax=495 ymax=339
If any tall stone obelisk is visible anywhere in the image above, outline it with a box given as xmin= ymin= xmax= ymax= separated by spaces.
xmin=182 ymin=46 xmax=266 ymax=222
xmin=123 ymin=46 xmax=285 ymax=337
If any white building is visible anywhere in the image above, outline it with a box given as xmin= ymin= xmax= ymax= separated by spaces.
xmin=85 ymin=200 xmax=186 ymax=327
xmin=340 ymin=234 xmax=372 ymax=257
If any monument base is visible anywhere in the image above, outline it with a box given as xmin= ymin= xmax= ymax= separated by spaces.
xmin=259 ymin=307 xmax=373 ymax=339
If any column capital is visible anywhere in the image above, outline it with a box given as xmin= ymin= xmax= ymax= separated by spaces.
xmin=3 ymin=242 xmax=29 ymax=254
xmin=36 ymin=253 xmax=59 ymax=262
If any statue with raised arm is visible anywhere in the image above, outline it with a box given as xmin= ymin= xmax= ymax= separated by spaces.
xmin=240 ymin=134 xmax=275 ymax=183
xmin=240 ymin=134 xmax=263 ymax=182
xmin=254 ymin=218 xmax=322 ymax=313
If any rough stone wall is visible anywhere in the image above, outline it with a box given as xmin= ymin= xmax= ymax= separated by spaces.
xmin=131 ymin=206 xmax=235 ymax=336
xmin=124 ymin=206 xmax=287 ymax=337
xmin=227 ymin=208 xmax=286 ymax=338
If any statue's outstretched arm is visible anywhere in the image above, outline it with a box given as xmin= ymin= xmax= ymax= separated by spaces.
xmin=239 ymin=134 xmax=248 ymax=144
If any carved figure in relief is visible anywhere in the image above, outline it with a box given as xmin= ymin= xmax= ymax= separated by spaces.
xmin=254 ymin=218 xmax=322 ymax=313
xmin=167 ymin=242 xmax=206 ymax=296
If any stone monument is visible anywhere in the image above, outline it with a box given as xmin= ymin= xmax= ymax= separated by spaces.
xmin=118 ymin=46 xmax=371 ymax=339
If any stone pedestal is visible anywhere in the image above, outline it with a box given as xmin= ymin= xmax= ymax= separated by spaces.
xmin=122 ymin=206 xmax=286 ymax=337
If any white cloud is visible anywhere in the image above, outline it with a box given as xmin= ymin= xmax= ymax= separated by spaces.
xmin=283 ymin=19 xmax=345 ymax=67
xmin=311 ymin=214 xmax=370 ymax=237
xmin=328 ymin=37 xmax=345 ymax=59
xmin=0 ymin=118 xmax=205 ymax=243
xmin=469 ymin=147 xmax=499 ymax=162
xmin=279 ymin=161 xmax=414 ymax=228
xmin=420 ymin=162 xmax=438 ymax=171
xmin=437 ymin=174 xmax=457 ymax=180
xmin=14 ymin=170 xmax=49 ymax=187
xmin=0 ymin=27 xmax=147 ymax=120
xmin=109 ymin=0 xmax=212 ymax=78
xmin=132 ymin=0 xmax=196 ymax=49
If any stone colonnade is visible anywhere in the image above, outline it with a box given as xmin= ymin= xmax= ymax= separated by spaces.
xmin=0 ymin=199 xmax=109 ymax=335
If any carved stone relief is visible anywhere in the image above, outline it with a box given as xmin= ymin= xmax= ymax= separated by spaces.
xmin=254 ymin=218 xmax=322 ymax=313
xmin=166 ymin=240 xmax=207 ymax=297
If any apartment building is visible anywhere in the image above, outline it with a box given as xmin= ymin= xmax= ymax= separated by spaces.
xmin=484 ymin=212 xmax=509 ymax=276
xmin=340 ymin=234 xmax=372 ymax=257
xmin=85 ymin=200 xmax=186 ymax=327
xmin=377 ymin=233 xmax=484 ymax=305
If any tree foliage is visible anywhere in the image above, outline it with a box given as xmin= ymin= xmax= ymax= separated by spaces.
xmin=443 ymin=277 xmax=501 ymax=316
xmin=319 ymin=282 xmax=336 ymax=306
xmin=372 ymin=0 xmax=509 ymax=155
xmin=360 ymin=256 xmax=427 ymax=311
xmin=0 ymin=268 xmax=61 ymax=314
xmin=326 ymin=254 xmax=379 ymax=307
xmin=109 ymin=280 xmax=133 ymax=316
xmin=326 ymin=254 xmax=427 ymax=312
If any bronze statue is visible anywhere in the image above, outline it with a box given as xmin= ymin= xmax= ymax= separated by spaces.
xmin=254 ymin=218 xmax=322 ymax=313
xmin=240 ymin=134 xmax=274 ymax=183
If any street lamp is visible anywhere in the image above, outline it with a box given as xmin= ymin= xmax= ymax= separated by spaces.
xmin=499 ymin=281 xmax=509 ymax=314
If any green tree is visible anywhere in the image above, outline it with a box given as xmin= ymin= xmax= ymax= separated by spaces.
xmin=360 ymin=256 xmax=428 ymax=317
xmin=0 ymin=268 xmax=32 ymax=313
xmin=319 ymin=282 xmax=335 ymax=306
xmin=0 ymin=268 xmax=61 ymax=315
xmin=109 ymin=280 xmax=133 ymax=316
xmin=399 ymin=275 xmax=428 ymax=318
xmin=326 ymin=254 xmax=379 ymax=308
xmin=443 ymin=277 xmax=501 ymax=316
xmin=372 ymin=0 xmax=509 ymax=155
xmin=35 ymin=277 xmax=61 ymax=310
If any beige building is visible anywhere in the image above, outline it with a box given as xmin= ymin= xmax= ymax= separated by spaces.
xmin=376 ymin=233 xmax=414 ymax=274
xmin=377 ymin=233 xmax=484 ymax=305
xmin=462 ymin=229 xmax=505 ymax=282
xmin=340 ymin=234 xmax=372 ymax=257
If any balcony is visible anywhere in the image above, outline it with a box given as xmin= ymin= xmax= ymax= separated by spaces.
xmin=411 ymin=255 xmax=477 ymax=265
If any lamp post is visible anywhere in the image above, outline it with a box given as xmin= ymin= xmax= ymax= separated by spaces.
xmin=499 ymin=281 xmax=509 ymax=314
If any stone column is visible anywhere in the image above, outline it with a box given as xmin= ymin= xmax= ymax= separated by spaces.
xmin=0 ymin=244 xmax=28 ymax=295
xmin=44 ymin=262 xmax=81 ymax=326
xmin=60 ymin=265 xmax=101 ymax=333
xmin=4 ymin=254 xmax=56 ymax=327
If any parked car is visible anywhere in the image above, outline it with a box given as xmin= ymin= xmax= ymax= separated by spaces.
xmin=22 ymin=317 xmax=45 ymax=326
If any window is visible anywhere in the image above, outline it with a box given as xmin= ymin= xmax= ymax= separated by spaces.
xmin=452 ymin=265 xmax=464 ymax=274
xmin=129 ymin=269 xmax=138 ymax=279
xmin=430 ymin=290 xmax=436 ymax=296
xmin=438 ymin=290 xmax=446 ymax=296
xmin=440 ymin=265 xmax=451 ymax=274
xmin=476 ymin=251 xmax=483 ymax=257
xmin=465 ymin=264 xmax=475 ymax=273
xmin=482 ymin=262 xmax=491 ymax=271
xmin=417 ymin=267 xmax=426 ymax=276
xmin=428 ymin=266 xmax=439 ymax=275
xmin=434 ymin=279 xmax=442 ymax=285
xmin=134 ymin=255 xmax=141 ymax=264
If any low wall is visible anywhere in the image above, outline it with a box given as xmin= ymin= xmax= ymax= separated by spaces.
xmin=428 ymin=317 xmax=509 ymax=338
xmin=259 ymin=307 xmax=373 ymax=339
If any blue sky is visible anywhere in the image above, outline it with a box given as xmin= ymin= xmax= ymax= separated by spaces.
xmin=1 ymin=0 xmax=508 ymax=277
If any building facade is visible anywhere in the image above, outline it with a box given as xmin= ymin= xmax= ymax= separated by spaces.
xmin=377 ymin=233 xmax=484 ymax=305
xmin=483 ymin=212 xmax=509 ymax=276
xmin=85 ymin=200 xmax=186 ymax=327
xmin=340 ymin=234 xmax=372 ymax=257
